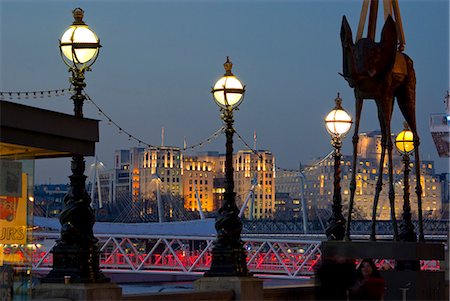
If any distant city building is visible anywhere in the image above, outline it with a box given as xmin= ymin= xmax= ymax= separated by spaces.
xmin=276 ymin=170 xmax=302 ymax=200
xmin=182 ymin=150 xmax=276 ymax=220
xmin=303 ymin=131 xmax=442 ymax=220
xmin=113 ymin=149 xmax=134 ymax=204
xmin=97 ymin=146 xmax=185 ymax=221
xmin=276 ymin=170 xmax=311 ymax=220
xmin=33 ymin=184 xmax=69 ymax=217
xmin=234 ymin=150 xmax=276 ymax=219
xmin=183 ymin=151 xmax=222 ymax=213
xmin=97 ymin=146 xmax=276 ymax=220
xmin=274 ymin=192 xmax=301 ymax=220
xmin=141 ymin=146 xmax=183 ymax=198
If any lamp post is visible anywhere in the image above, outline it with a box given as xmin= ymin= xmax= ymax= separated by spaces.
xmin=205 ymin=57 xmax=249 ymax=276
xmin=395 ymin=122 xmax=417 ymax=242
xmin=45 ymin=8 xmax=107 ymax=283
xmin=324 ymin=93 xmax=352 ymax=241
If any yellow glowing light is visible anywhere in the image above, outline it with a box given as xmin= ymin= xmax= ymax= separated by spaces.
xmin=213 ymin=76 xmax=244 ymax=108
xmin=61 ymin=25 xmax=99 ymax=63
xmin=395 ymin=129 xmax=415 ymax=154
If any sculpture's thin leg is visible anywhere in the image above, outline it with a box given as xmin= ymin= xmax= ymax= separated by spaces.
xmin=403 ymin=118 xmax=424 ymax=241
xmin=396 ymin=61 xmax=424 ymax=241
xmin=345 ymin=97 xmax=363 ymax=241
xmin=385 ymin=108 xmax=399 ymax=240
xmin=371 ymin=103 xmax=387 ymax=241
xmin=412 ymin=135 xmax=424 ymax=241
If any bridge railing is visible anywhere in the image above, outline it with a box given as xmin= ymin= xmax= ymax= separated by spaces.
xmin=3 ymin=231 xmax=445 ymax=279
xmin=8 ymin=232 xmax=322 ymax=278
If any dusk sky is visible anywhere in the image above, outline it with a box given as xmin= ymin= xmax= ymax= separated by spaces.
xmin=1 ymin=0 xmax=448 ymax=184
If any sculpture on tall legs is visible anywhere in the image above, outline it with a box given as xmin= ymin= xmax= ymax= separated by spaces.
xmin=340 ymin=9 xmax=424 ymax=241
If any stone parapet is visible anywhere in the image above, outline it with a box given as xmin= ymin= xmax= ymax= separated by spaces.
xmin=32 ymin=282 xmax=122 ymax=301
xmin=195 ymin=276 xmax=263 ymax=300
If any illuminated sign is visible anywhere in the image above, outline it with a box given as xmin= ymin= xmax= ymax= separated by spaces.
xmin=0 ymin=173 xmax=27 ymax=245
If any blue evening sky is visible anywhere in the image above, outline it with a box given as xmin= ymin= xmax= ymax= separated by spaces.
xmin=1 ymin=0 xmax=448 ymax=184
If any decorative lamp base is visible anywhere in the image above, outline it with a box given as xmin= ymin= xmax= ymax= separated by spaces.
xmin=43 ymin=243 xmax=109 ymax=283
xmin=205 ymin=243 xmax=249 ymax=277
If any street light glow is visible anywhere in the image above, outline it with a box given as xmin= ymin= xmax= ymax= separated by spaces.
xmin=61 ymin=26 xmax=99 ymax=63
xmin=395 ymin=124 xmax=415 ymax=154
xmin=59 ymin=8 xmax=100 ymax=68
xmin=212 ymin=57 xmax=245 ymax=110
xmin=213 ymin=75 xmax=244 ymax=108
xmin=325 ymin=94 xmax=352 ymax=137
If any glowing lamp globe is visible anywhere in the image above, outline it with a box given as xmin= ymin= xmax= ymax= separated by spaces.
xmin=212 ymin=57 xmax=245 ymax=109
xmin=60 ymin=8 xmax=101 ymax=67
xmin=325 ymin=94 xmax=352 ymax=137
xmin=395 ymin=123 xmax=415 ymax=154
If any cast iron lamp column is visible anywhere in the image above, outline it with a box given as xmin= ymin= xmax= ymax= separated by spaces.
xmin=205 ymin=57 xmax=250 ymax=276
xmin=324 ymin=94 xmax=352 ymax=241
xmin=45 ymin=8 xmax=107 ymax=283
xmin=395 ymin=122 xmax=417 ymax=242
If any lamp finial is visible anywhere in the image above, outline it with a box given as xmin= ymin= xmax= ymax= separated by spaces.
xmin=224 ymin=56 xmax=233 ymax=76
xmin=335 ymin=93 xmax=343 ymax=109
xmin=72 ymin=8 xmax=86 ymax=25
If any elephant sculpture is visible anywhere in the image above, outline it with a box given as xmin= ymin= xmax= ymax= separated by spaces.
xmin=340 ymin=15 xmax=423 ymax=241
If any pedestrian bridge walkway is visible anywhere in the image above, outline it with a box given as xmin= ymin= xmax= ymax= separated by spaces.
xmin=11 ymin=217 xmax=445 ymax=279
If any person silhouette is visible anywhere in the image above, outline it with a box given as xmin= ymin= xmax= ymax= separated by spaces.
xmin=349 ymin=258 xmax=385 ymax=300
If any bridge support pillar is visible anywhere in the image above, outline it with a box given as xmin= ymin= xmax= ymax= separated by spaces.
xmin=32 ymin=282 xmax=122 ymax=301
xmin=195 ymin=276 xmax=263 ymax=300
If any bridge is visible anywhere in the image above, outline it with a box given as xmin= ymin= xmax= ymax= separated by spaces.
xmin=4 ymin=217 xmax=446 ymax=280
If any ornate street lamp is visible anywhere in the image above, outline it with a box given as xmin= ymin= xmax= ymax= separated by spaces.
xmin=45 ymin=8 xmax=107 ymax=283
xmin=324 ymin=93 xmax=352 ymax=240
xmin=205 ymin=57 xmax=250 ymax=276
xmin=395 ymin=122 xmax=417 ymax=242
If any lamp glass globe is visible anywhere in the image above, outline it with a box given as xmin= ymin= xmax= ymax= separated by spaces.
xmin=61 ymin=26 xmax=99 ymax=63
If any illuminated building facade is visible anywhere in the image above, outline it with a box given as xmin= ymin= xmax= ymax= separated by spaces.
xmin=99 ymin=147 xmax=277 ymax=220
xmin=234 ymin=150 xmax=276 ymax=219
xmin=182 ymin=150 xmax=276 ymax=219
xmin=183 ymin=151 xmax=222 ymax=213
xmin=113 ymin=149 xmax=133 ymax=206
xmin=140 ymin=146 xmax=183 ymax=200
xmin=304 ymin=131 xmax=442 ymax=220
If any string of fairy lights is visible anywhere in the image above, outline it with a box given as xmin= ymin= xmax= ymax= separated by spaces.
xmin=234 ymin=129 xmax=334 ymax=173
xmin=0 ymin=89 xmax=71 ymax=100
xmin=83 ymin=92 xmax=225 ymax=151
xmin=0 ymin=87 xmax=225 ymax=152
xmin=0 ymin=87 xmax=333 ymax=170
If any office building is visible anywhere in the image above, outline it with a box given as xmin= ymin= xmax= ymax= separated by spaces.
xmin=303 ymin=131 xmax=442 ymax=220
